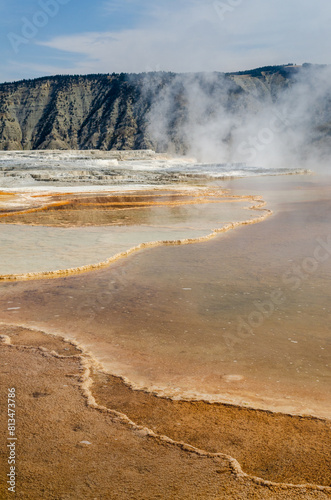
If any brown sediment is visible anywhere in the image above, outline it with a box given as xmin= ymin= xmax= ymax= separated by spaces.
xmin=0 ymin=188 xmax=258 ymax=224
xmin=0 ymin=189 xmax=216 ymax=219
xmin=29 ymin=190 xmax=208 ymax=199
xmin=92 ymin=371 xmax=331 ymax=487
xmin=0 ymin=196 xmax=246 ymax=219
xmin=0 ymin=193 xmax=16 ymax=203
xmin=0 ymin=324 xmax=330 ymax=498
xmin=0 ymin=194 xmax=272 ymax=282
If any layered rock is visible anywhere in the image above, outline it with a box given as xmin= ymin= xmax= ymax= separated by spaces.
xmin=0 ymin=66 xmax=330 ymax=154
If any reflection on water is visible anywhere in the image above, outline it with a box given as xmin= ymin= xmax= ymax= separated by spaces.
xmin=0 ymin=190 xmax=254 ymax=275
xmin=0 ymin=176 xmax=330 ymax=418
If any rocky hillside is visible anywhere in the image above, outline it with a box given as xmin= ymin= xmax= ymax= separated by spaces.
xmin=0 ymin=73 xmax=150 ymax=151
xmin=0 ymin=65 xmax=329 ymax=155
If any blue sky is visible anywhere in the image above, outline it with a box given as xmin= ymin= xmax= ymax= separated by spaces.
xmin=0 ymin=0 xmax=330 ymax=83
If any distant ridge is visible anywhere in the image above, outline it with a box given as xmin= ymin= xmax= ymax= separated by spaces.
xmin=0 ymin=65 xmax=329 ymax=153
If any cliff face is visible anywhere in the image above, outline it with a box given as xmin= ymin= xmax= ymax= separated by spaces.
xmin=0 ymin=74 xmax=153 ymax=151
xmin=0 ymin=66 xmax=329 ymax=154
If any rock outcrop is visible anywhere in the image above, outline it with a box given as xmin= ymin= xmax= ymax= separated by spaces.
xmin=0 ymin=65 xmax=330 ymax=154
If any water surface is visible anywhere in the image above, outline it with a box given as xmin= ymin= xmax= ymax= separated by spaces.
xmin=0 ymin=193 xmax=252 ymax=275
xmin=0 ymin=174 xmax=330 ymax=417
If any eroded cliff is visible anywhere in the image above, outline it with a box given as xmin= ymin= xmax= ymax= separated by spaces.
xmin=0 ymin=65 xmax=329 ymax=155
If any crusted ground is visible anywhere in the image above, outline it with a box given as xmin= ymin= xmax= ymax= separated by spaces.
xmin=0 ymin=325 xmax=330 ymax=499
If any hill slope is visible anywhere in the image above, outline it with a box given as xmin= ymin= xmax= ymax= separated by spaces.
xmin=0 ymin=66 xmax=330 ymax=161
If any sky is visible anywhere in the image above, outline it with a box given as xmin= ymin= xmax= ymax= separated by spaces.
xmin=0 ymin=0 xmax=330 ymax=83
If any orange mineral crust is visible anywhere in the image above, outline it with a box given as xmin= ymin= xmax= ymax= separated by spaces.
xmin=0 ymin=325 xmax=330 ymax=499
xmin=0 ymin=174 xmax=330 ymax=499
xmin=0 ymin=188 xmax=263 ymax=226
xmin=0 ymin=188 xmax=270 ymax=279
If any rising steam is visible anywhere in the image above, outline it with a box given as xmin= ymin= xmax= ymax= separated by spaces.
xmin=145 ymin=65 xmax=331 ymax=169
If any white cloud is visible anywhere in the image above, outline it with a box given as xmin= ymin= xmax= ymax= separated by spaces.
xmin=35 ymin=0 xmax=331 ymax=75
